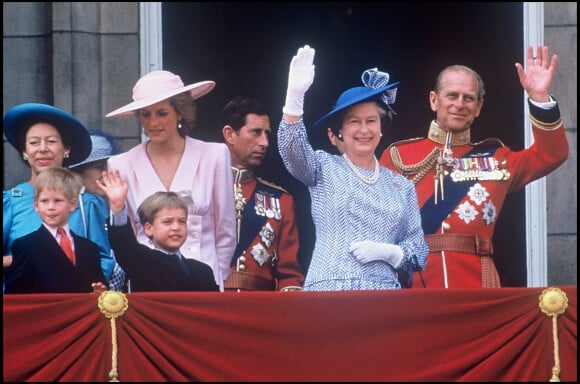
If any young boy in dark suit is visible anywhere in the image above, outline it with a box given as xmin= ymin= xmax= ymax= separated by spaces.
xmin=97 ymin=170 xmax=219 ymax=292
xmin=4 ymin=167 xmax=107 ymax=293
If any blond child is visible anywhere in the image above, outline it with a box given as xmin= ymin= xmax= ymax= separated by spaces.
xmin=5 ymin=167 xmax=107 ymax=293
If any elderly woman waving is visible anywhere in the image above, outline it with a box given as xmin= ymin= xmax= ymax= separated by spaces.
xmin=278 ymin=45 xmax=428 ymax=291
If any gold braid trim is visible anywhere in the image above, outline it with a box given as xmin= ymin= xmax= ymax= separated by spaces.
xmin=257 ymin=177 xmax=289 ymax=193
xmin=390 ymin=146 xmax=441 ymax=184
xmin=98 ymin=291 xmax=129 ymax=382
xmin=529 ymin=114 xmax=563 ymax=130
xmin=539 ymin=287 xmax=569 ymax=382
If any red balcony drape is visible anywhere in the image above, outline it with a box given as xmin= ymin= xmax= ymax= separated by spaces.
xmin=3 ymin=286 xmax=576 ymax=382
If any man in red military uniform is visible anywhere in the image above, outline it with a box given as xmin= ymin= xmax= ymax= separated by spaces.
xmin=220 ymin=97 xmax=304 ymax=291
xmin=380 ymin=45 xmax=568 ymax=288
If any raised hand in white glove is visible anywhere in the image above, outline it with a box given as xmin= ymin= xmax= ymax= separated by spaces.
xmin=349 ymin=240 xmax=404 ymax=268
xmin=283 ymin=44 xmax=316 ymax=116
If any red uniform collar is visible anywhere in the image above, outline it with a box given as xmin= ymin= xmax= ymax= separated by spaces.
xmin=427 ymin=120 xmax=471 ymax=146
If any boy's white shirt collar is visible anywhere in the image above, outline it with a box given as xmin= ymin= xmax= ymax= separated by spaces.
xmin=43 ymin=223 xmax=72 ymax=239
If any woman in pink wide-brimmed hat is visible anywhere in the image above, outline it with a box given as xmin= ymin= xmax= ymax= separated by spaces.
xmin=106 ymin=70 xmax=236 ymax=291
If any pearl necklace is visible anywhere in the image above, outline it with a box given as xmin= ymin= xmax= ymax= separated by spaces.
xmin=342 ymin=153 xmax=380 ymax=184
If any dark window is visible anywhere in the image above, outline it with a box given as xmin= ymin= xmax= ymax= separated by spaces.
xmin=163 ymin=2 xmax=525 ymax=286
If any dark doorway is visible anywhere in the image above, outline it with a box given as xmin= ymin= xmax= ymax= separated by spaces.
xmin=163 ymin=2 xmax=526 ymax=286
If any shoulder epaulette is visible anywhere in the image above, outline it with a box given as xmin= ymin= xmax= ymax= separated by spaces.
xmin=471 ymin=138 xmax=505 ymax=148
xmin=256 ymin=177 xmax=289 ymax=194
xmin=386 ymin=137 xmax=425 ymax=150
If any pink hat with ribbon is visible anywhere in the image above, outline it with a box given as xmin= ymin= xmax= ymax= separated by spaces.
xmin=106 ymin=70 xmax=215 ymax=117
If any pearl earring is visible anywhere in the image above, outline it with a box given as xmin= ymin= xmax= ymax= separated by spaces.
xmin=178 ymin=120 xmax=183 ymax=129
xmin=338 ymin=134 xmax=343 ymax=139
xmin=22 ymin=153 xmax=29 ymax=161
xmin=64 ymin=152 xmax=70 ymax=159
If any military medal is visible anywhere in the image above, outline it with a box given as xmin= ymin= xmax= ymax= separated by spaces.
xmin=266 ymin=196 xmax=278 ymax=218
xmin=255 ymin=193 xmax=266 ymax=216
xmin=450 ymin=155 xmax=510 ymax=182
xmin=259 ymin=222 xmax=276 ymax=248
xmin=255 ymin=192 xmax=282 ymax=220
xmin=273 ymin=196 xmax=281 ymax=220
xmin=251 ymin=243 xmax=270 ymax=266
xmin=467 ymin=183 xmax=489 ymax=205
xmin=481 ymin=200 xmax=497 ymax=226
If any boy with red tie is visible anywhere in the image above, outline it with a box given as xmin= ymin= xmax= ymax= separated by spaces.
xmin=5 ymin=167 xmax=106 ymax=293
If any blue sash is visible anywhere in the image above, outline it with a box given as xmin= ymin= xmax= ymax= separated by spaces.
xmin=421 ymin=147 xmax=499 ymax=234
xmin=230 ymin=183 xmax=283 ymax=267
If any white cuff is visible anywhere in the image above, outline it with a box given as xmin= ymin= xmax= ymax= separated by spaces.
xmin=529 ymin=95 xmax=557 ymax=110
xmin=386 ymin=245 xmax=404 ymax=269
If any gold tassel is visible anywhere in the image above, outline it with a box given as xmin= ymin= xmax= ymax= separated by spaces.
xmin=539 ymin=287 xmax=569 ymax=382
xmin=434 ymin=131 xmax=452 ymax=205
xmin=98 ymin=291 xmax=129 ymax=382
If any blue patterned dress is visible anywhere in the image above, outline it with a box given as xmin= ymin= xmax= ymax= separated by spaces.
xmin=278 ymin=118 xmax=428 ymax=291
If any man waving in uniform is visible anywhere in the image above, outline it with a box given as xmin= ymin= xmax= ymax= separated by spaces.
xmin=380 ymin=45 xmax=568 ymax=288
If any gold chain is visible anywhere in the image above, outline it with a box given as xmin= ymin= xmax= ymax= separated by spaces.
xmin=234 ymin=183 xmax=246 ymax=243
xmin=389 ymin=146 xmax=441 ymax=184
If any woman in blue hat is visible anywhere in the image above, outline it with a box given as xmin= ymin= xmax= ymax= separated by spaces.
xmin=278 ymin=45 xmax=428 ymax=291
xmin=2 ymin=104 xmax=117 ymax=288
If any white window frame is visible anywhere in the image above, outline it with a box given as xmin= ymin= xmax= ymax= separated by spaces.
xmin=523 ymin=2 xmax=546 ymax=287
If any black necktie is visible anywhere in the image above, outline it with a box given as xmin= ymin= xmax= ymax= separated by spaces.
xmin=171 ymin=253 xmax=190 ymax=277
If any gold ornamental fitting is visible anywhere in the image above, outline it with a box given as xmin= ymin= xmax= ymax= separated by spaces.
xmin=539 ymin=287 xmax=568 ymax=317
xmin=98 ymin=290 xmax=129 ymax=319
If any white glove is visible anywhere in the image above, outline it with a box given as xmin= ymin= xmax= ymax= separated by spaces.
xmin=282 ymin=45 xmax=316 ymax=116
xmin=349 ymin=240 xmax=404 ymax=268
